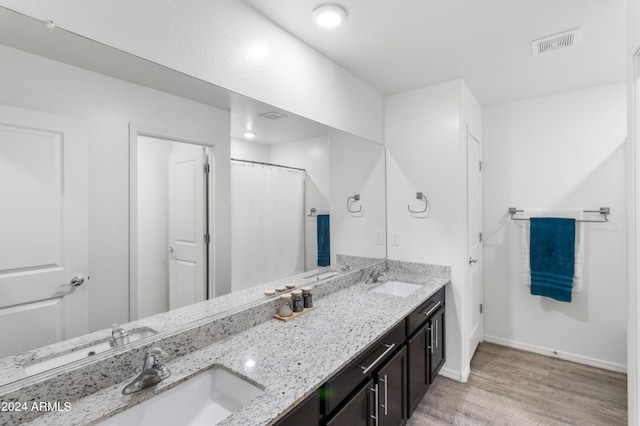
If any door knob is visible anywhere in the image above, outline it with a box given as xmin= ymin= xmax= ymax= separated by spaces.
xmin=70 ymin=275 xmax=85 ymax=286
xmin=168 ymin=246 xmax=174 ymax=254
xmin=469 ymin=258 xmax=478 ymax=264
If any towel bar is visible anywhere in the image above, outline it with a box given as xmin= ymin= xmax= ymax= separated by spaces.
xmin=508 ymin=207 xmax=610 ymax=223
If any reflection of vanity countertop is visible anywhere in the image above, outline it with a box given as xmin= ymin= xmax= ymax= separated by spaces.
xmin=23 ymin=261 xmax=449 ymax=426
xmin=0 ymin=261 xmax=367 ymax=386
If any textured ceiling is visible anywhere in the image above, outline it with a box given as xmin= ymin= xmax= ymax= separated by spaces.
xmin=242 ymin=0 xmax=626 ymax=106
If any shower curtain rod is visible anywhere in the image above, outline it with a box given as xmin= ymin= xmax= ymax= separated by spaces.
xmin=231 ymin=158 xmax=306 ymax=172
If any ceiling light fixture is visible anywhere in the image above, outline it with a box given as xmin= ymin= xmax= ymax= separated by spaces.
xmin=243 ymin=131 xmax=256 ymax=139
xmin=312 ymin=4 xmax=347 ymax=28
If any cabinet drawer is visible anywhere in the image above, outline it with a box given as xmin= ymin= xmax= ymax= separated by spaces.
xmin=322 ymin=321 xmax=405 ymax=416
xmin=406 ymin=287 xmax=445 ymax=337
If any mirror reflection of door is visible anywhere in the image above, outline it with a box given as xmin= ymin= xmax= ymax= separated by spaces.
xmin=134 ymin=133 xmax=212 ymax=320
xmin=0 ymin=105 xmax=89 ymax=357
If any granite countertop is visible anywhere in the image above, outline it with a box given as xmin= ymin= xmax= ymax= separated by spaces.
xmin=24 ymin=265 xmax=449 ymax=426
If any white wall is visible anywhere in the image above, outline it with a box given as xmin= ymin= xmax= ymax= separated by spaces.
xmin=385 ymin=80 xmax=474 ymax=381
xmin=0 ymin=45 xmax=230 ymax=331
xmin=482 ymin=83 xmax=628 ymax=371
xmin=0 ymin=0 xmax=384 ymax=144
xmin=329 ymin=130 xmax=387 ymax=265
xmin=230 ymin=138 xmax=270 ymax=163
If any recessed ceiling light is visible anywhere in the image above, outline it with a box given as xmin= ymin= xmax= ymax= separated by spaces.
xmin=244 ymin=131 xmax=256 ymax=139
xmin=312 ymin=4 xmax=347 ymax=28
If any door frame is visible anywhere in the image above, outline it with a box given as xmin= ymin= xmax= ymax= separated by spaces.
xmin=128 ymin=123 xmax=215 ymax=321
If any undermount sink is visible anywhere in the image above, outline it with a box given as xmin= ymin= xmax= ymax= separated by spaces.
xmin=23 ymin=327 xmax=156 ymax=376
xmin=99 ymin=367 xmax=264 ymax=426
xmin=371 ymin=281 xmax=422 ymax=298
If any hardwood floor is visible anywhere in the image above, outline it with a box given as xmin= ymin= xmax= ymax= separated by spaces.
xmin=407 ymin=342 xmax=627 ymax=426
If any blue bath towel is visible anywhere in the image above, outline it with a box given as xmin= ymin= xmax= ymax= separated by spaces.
xmin=529 ymin=217 xmax=576 ymax=303
xmin=317 ymin=214 xmax=330 ymax=267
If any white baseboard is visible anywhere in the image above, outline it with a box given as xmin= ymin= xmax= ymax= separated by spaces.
xmin=439 ymin=366 xmax=469 ymax=383
xmin=483 ymin=335 xmax=627 ymax=374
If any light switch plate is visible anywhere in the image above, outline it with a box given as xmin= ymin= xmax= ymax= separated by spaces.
xmin=391 ymin=233 xmax=400 ymax=246
xmin=375 ymin=231 xmax=384 ymax=245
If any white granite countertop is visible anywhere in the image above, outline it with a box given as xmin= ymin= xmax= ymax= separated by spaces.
xmin=22 ymin=264 xmax=449 ymax=426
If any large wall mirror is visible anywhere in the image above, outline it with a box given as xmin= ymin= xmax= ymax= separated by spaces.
xmin=0 ymin=7 xmax=386 ymax=387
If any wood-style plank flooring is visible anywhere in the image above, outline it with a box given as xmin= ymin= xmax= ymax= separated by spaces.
xmin=407 ymin=342 xmax=627 ymax=425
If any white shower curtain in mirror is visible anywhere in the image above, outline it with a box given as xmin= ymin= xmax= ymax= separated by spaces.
xmin=231 ymin=162 xmax=305 ymax=291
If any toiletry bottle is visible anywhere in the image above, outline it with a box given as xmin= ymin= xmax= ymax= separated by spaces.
xmin=278 ymin=294 xmax=293 ymax=317
xmin=291 ymin=290 xmax=304 ymax=313
xmin=302 ymin=287 xmax=313 ymax=308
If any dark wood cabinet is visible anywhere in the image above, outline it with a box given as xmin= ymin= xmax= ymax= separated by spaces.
xmin=274 ymin=391 xmax=322 ymax=426
xmin=278 ymin=286 xmax=446 ymax=426
xmin=326 ymin=379 xmax=375 ymax=426
xmin=407 ymin=322 xmax=429 ymax=415
xmin=428 ymin=306 xmax=445 ymax=382
xmin=376 ymin=346 xmax=406 ymax=426
xmin=406 ymin=287 xmax=446 ymax=418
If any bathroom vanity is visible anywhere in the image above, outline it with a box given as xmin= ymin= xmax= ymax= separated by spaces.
xmin=276 ymin=286 xmax=446 ymax=425
xmin=3 ymin=260 xmax=449 ymax=426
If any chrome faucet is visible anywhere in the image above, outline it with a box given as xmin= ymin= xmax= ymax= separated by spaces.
xmin=366 ymin=267 xmax=385 ymax=284
xmin=122 ymin=348 xmax=171 ymax=395
xmin=109 ymin=323 xmax=130 ymax=348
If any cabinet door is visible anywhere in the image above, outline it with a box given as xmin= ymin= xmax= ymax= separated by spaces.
xmin=376 ymin=346 xmax=406 ymax=426
xmin=407 ymin=323 xmax=429 ymax=417
xmin=275 ymin=391 xmax=321 ymax=426
xmin=428 ymin=306 xmax=445 ymax=383
xmin=326 ymin=379 xmax=375 ymax=426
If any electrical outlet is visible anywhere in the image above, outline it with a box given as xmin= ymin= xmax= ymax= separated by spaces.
xmin=391 ymin=233 xmax=400 ymax=246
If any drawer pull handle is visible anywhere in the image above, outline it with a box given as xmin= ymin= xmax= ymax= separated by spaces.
xmin=359 ymin=343 xmax=396 ymax=375
xmin=420 ymin=301 xmax=442 ymax=318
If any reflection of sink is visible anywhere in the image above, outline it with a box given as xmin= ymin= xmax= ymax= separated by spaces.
xmin=99 ymin=368 xmax=264 ymax=426
xmin=24 ymin=327 xmax=156 ymax=376
xmin=371 ymin=281 xmax=422 ymax=298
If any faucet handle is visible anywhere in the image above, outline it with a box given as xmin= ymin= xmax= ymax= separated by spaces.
xmin=146 ymin=348 xmax=171 ymax=379
xmin=109 ymin=323 xmax=130 ymax=347
xmin=148 ymin=347 xmax=167 ymax=357
xmin=147 ymin=347 xmax=167 ymax=361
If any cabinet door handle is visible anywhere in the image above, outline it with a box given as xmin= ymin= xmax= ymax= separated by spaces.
xmin=420 ymin=301 xmax=442 ymax=318
xmin=379 ymin=374 xmax=388 ymax=416
xmin=426 ymin=326 xmax=434 ymax=354
xmin=359 ymin=343 xmax=396 ymax=375
xmin=435 ymin=319 xmax=439 ymax=349
xmin=369 ymin=384 xmax=379 ymax=426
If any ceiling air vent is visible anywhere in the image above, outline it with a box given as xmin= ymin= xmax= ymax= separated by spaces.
xmin=259 ymin=111 xmax=288 ymax=120
xmin=531 ymin=28 xmax=581 ymax=56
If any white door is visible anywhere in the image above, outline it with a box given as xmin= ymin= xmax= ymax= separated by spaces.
xmin=0 ymin=105 xmax=88 ymax=357
xmin=168 ymin=146 xmax=206 ymax=310
xmin=467 ymin=128 xmax=483 ymax=359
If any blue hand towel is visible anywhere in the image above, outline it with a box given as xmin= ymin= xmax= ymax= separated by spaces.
xmin=317 ymin=214 xmax=330 ymax=267
xmin=529 ymin=217 xmax=576 ymax=302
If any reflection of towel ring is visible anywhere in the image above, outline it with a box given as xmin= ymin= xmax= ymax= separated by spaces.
xmin=408 ymin=192 xmax=430 ymax=216
xmin=347 ymin=194 xmax=362 ymax=214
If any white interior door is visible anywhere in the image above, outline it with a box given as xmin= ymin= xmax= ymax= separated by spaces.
xmin=0 ymin=105 xmax=88 ymax=357
xmin=467 ymin=128 xmax=483 ymax=360
xmin=168 ymin=146 xmax=206 ymax=310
